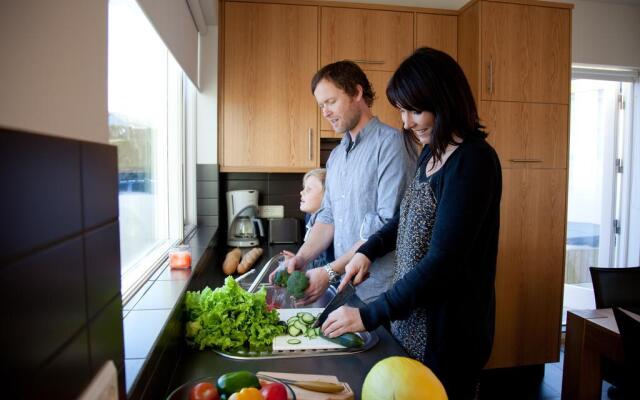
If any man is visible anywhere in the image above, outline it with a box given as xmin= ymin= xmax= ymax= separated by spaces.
xmin=284 ymin=61 xmax=417 ymax=304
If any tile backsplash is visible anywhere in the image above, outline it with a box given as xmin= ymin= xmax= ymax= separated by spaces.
xmin=0 ymin=128 xmax=124 ymax=399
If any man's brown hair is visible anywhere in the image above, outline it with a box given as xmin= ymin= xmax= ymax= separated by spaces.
xmin=311 ymin=61 xmax=375 ymax=107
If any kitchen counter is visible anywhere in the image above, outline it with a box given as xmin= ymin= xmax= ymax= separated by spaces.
xmin=165 ymin=243 xmax=408 ymax=399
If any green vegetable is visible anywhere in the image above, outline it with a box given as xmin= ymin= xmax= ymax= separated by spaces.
xmin=287 ymin=338 xmax=301 ymax=345
xmin=216 ymin=371 xmax=260 ymax=396
xmin=184 ymin=276 xmax=285 ymax=351
xmin=286 ymin=271 xmax=309 ymax=299
xmin=323 ymin=332 xmax=364 ymax=348
xmin=274 ymin=269 xmax=290 ymax=287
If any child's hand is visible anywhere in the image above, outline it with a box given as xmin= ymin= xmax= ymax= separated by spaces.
xmin=280 ymin=250 xmax=296 ymax=259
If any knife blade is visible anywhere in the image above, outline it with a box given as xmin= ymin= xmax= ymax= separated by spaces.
xmin=311 ymin=282 xmax=356 ymax=328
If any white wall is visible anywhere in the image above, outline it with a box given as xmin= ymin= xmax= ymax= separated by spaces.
xmin=196 ymin=26 xmax=218 ymax=164
xmin=571 ymin=0 xmax=640 ymax=68
xmin=0 ymin=0 xmax=108 ymax=144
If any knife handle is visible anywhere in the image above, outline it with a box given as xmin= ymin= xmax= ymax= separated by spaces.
xmin=286 ymin=380 xmax=345 ymax=393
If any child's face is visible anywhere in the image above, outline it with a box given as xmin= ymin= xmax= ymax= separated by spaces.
xmin=300 ymin=175 xmax=324 ymax=214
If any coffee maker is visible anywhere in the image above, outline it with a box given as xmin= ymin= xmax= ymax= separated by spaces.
xmin=226 ymin=190 xmax=264 ymax=247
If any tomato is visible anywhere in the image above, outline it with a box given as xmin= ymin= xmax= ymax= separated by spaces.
xmin=260 ymin=382 xmax=287 ymax=400
xmin=190 ymin=382 xmax=219 ymax=400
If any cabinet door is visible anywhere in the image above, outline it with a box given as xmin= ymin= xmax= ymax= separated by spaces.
xmin=321 ymin=7 xmax=413 ymax=72
xmin=320 ymin=70 xmax=401 ymax=134
xmin=222 ymin=2 xmax=318 ymax=171
xmin=415 ymin=13 xmax=457 ymax=60
xmin=481 ymin=101 xmax=568 ymax=169
xmin=487 ymin=168 xmax=567 ymax=368
xmin=481 ymin=2 xmax=570 ymax=104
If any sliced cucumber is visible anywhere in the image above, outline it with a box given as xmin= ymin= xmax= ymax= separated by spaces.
xmin=293 ymin=320 xmax=306 ymax=331
xmin=300 ymin=312 xmax=315 ymax=324
xmin=288 ymin=325 xmax=301 ymax=336
xmin=287 ymin=316 xmax=299 ymax=325
xmin=287 ymin=338 xmax=301 ymax=345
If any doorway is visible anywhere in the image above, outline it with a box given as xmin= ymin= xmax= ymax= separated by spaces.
xmin=563 ymin=66 xmax=637 ymax=320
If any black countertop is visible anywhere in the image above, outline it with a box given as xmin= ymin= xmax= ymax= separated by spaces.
xmin=166 ymin=242 xmax=408 ymax=398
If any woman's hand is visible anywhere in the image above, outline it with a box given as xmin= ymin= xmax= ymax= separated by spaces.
xmin=338 ymin=253 xmax=372 ymax=291
xmin=296 ymin=267 xmax=330 ymax=306
xmin=321 ymin=306 xmax=365 ymax=338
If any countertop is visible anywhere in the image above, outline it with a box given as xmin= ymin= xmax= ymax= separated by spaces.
xmin=165 ymin=242 xmax=408 ymax=398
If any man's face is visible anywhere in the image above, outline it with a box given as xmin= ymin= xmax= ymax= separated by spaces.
xmin=313 ymin=79 xmax=361 ymax=134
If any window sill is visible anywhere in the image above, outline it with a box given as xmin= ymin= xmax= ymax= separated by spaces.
xmin=121 ymin=226 xmax=218 ymax=394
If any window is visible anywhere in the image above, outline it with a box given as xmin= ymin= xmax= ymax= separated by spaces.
xmin=108 ymin=0 xmax=196 ymax=299
xmin=563 ymin=65 xmax=638 ymax=316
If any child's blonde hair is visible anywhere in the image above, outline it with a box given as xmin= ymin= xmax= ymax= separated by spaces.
xmin=303 ymin=168 xmax=327 ymax=191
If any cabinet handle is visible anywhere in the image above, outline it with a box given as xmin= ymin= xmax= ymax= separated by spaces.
xmin=308 ymin=128 xmax=313 ymax=161
xmin=487 ymin=60 xmax=493 ymax=96
xmin=509 ymin=159 xmax=543 ymax=163
xmin=351 ymin=59 xmax=385 ymax=65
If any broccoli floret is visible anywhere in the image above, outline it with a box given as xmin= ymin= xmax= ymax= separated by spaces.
xmin=274 ymin=269 xmax=290 ymax=287
xmin=286 ymin=271 xmax=309 ymax=299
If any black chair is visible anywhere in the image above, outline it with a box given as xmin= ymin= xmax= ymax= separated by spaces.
xmin=589 ymin=266 xmax=640 ymax=398
xmin=589 ymin=266 xmax=640 ymax=309
xmin=612 ymin=308 xmax=640 ymax=399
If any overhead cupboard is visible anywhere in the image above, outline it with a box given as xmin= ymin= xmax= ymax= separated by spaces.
xmin=218 ymin=0 xmax=573 ymax=371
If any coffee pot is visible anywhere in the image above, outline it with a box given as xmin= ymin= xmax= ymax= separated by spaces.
xmin=226 ymin=190 xmax=264 ymax=247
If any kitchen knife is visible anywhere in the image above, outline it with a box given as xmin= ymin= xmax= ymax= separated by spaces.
xmin=311 ymin=282 xmax=356 ymax=328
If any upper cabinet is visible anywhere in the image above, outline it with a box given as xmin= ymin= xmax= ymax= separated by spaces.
xmin=481 ymin=2 xmax=570 ymax=104
xmin=321 ymin=7 xmax=413 ymax=72
xmin=415 ymin=13 xmax=457 ymax=60
xmin=221 ymin=2 xmax=319 ymax=172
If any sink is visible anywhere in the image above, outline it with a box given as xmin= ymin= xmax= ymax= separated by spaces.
xmin=219 ymin=256 xmax=378 ymax=359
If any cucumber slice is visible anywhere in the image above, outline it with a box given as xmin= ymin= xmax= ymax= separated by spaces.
xmin=293 ymin=320 xmax=306 ymax=331
xmin=288 ymin=326 xmax=301 ymax=336
xmin=300 ymin=312 xmax=315 ymax=324
xmin=287 ymin=338 xmax=301 ymax=345
xmin=287 ymin=316 xmax=298 ymax=325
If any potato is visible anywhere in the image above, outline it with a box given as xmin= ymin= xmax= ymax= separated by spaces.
xmin=222 ymin=248 xmax=242 ymax=275
xmin=237 ymin=248 xmax=263 ymax=274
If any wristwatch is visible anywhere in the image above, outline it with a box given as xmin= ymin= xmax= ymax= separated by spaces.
xmin=323 ymin=263 xmax=340 ymax=284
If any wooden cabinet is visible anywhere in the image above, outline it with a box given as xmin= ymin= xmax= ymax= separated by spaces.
xmin=490 ymin=168 xmax=567 ymax=367
xmin=481 ymin=101 xmax=568 ymax=169
xmin=481 ymin=1 xmax=571 ymax=104
xmin=415 ymin=13 xmax=457 ymax=60
xmin=220 ymin=2 xmax=318 ymax=172
xmin=321 ymin=7 xmax=413 ymax=72
xmin=319 ymin=7 xmax=412 ymax=136
xmin=459 ymin=0 xmax=572 ymax=369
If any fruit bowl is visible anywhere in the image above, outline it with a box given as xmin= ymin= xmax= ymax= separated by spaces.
xmin=166 ymin=373 xmax=297 ymax=400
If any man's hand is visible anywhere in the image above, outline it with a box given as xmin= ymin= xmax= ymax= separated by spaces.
xmin=338 ymin=253 xmax=372 ymax=291
xmin=321 ymin=306 xmax=365 ymax=338
xmin=296 ymin=267 xmax=330 ymax=306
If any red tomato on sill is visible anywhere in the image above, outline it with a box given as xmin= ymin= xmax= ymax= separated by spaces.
xmin=189 ymin=382 xmax=219 ymax=400
xmin=260 ymin=382 xmax=287 ymax=400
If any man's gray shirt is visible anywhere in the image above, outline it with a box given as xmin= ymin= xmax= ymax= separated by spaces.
xmin=317 ymin=117 xmax=417 ymax=303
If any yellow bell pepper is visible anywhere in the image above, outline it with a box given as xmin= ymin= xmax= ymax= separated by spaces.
xmin=235 ymin=387 xmax=264 ymax=400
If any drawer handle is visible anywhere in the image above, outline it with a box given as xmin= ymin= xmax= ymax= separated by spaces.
xmin=351 ymin=59 xmax=385 ymax=65
xmin=509 ymin=159 xmax=543 ymax=163
xmin=308 ymin=128 xmax=313 ymax=161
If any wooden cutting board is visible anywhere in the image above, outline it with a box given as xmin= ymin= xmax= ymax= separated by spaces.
xmin=258 ymin=371 xmax=354 ymax=400
xmin=273 ymin=308 xmax=346 ymax=351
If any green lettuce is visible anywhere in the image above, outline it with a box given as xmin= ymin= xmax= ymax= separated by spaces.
xmin=184 ymin=276 xmax=285 ymax=351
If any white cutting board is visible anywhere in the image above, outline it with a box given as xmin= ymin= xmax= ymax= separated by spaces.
xmin=272 ymin=308 xmax=346 ymax=351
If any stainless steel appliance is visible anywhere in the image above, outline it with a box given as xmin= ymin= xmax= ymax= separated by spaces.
xmin=226 ymin=190 xmax=264 ymax=247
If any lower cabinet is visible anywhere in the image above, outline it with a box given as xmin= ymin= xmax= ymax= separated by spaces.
xmin=487 ymin=168 xmax=567 ymax=368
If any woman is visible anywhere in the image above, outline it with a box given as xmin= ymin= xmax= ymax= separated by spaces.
xmin=321 ymin=47 xmax=502 ymax=399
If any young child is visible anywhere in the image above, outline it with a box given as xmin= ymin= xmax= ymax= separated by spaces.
xmin=282 ymin=169 xmax=334 ymax=268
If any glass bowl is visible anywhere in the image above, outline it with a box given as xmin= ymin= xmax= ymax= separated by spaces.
xmin=166 ymin=373 xmax=297 ymax=400
xmin=240 ymin=283 xmax=298 ymax=309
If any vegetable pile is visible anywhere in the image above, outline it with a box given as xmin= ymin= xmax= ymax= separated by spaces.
xmin=284 ymin=312 xmax=365 ymax=348
xmin=187 ymin=371 xmax=288 ymax=400
xmin=184 ymin=277 xmax=286 ymax=351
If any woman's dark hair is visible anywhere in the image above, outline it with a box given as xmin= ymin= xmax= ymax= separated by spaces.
xmin=311 ymin=61 xmax=375 ymax=107
xmin=386 ymin=47 xmax=486 ymax=164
